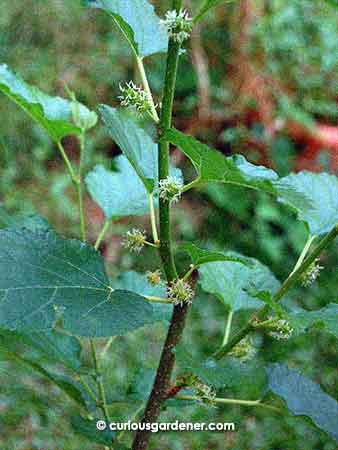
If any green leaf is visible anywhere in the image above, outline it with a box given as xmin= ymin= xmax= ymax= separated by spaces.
xmin=267 ymin=364 xmax=338 ymax=441
xmin=162 ymin=128 xmax=279 ymax=193
xmin=83 ymin=0 xmax=168 ymax=57
xmin=0 ymin=64 xmax=92 ymax=142
xmin=113 ymin=271 xmax=172 ymax=322
xmin=180 ymin=242 xmax=252 ymax=267
xmin=3 ymin=349 xmax=88 ymax=408
xmin=289 ymin=303 xmax=338 ymax=339
xmin=86 ymin=157 xmax=150 ymax=218
xmin=0 ymin=228 xmax=157 ymax=337
xmin=0 ymin=208 xmax=51 ymax=232
xmin=195 ymin=0 xmax=233 ymax=23
xmin=199 ymin=253 xmax=280 ymax=311
xmin=0 ymin=328 xmax=82 ymax=371
xmin=276 ymin=171 xmax=338 ymax=235
xmin=99 ymin=106 xmax=182 ymax=192
xmin=71 ymin=415 xmax=115 ymax=445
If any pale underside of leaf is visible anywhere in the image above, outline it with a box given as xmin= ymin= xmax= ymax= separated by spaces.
xmin=84 ymin=0 xmax=168 ymax=57
xmin=267 ymin=364 xmax=338 ymax=441
xmin=0 ymin=64 xmax=91 ymax=141
xmin=86 ymin=157 xmax=151 ymax=218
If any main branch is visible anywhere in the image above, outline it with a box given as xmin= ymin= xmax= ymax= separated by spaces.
xmin=132 ymin=3 xmax=189 ymax=449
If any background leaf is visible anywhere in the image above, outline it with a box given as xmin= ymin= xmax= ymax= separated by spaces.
xmin=0 ymin=228 xmax=157 ymax=337
xmin=83 ymin=0 xmax=168 ymax=57
xmin=267 ymin=364 xmax=338 ymax=441
xmin=113 ymin=271 xmax=172 ymax=322
xmin=71 ymin=415 xmax=115 ymax=445
xmin=0 ymin=328 xmax=82 ymax=371
xmin=0 ymin=64 xmax=91 ymax=142
xmin=199 ymin=253 xmax=280 ymax=311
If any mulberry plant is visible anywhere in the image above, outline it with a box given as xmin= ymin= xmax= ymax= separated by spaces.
xmin=0 ymin=1 xmax=338 ymax=449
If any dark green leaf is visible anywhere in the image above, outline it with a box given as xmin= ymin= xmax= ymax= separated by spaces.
xmin=276 ymin=171 xmax=338 ymax=235
xmin=199 ymin=253 xmax=280 ymax=311
xmin=0 ymin=228 xmax=157 ymax=337
xmin=289 ymin=303 xmax=338 ymax=339
xmin=86 ymin=157 xmax=150 ymax=218
xmin=0 ymin=208 xmax=51 ymax=232
xmin=113 ymin=271 xmax=172 ymax=322
xmin=71 ymin=415 xmax=115 ymax=445
xmin=267 ymin=364 xmax=338 ymax=441
xmin=180 ymin=242 xmax=252 ymax=267
xmin=3 ymin=349 xmax=88 ymax=408
xmin=0 ymin=64 xmax=91 ymax=142
xmin=0 ymin=328 xmax=82 ymax=371
xmin=83 ymin=0 xmax=168 ymax=57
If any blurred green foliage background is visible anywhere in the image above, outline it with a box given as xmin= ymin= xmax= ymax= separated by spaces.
xmin=0 ymin=0 xmax=337 ymax=449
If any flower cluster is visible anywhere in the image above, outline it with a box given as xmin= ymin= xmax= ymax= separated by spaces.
xmin=192 ymin=380 xmax=216 ymax=407
xmin=255 ymin=317 xmax=294 ymax=341
xmin=161 ymin=9 xmax=193 ymax=44
xmin=122 ymin=228 xmax=147 ymax=253
xmin=158 ymin=176 xmax=184 ymax=204
xmin=146 ymin=270 xmax=162 ymax=286
xmin=118 ymin=81 xmax=153 ymax=114
xmin=301 ymin=258 xmax=324 ymax=286
xmin=228 ymin=337 xmax=257 ymax=361
xmin=167 ymin=278 xmax=194 ymax=306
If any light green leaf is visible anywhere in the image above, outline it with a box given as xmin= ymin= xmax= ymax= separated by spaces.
xmin=176 ymin=346 xmax=266 ymax=397
xmin=162 ymin=128 xmax=279 ymax=193
xmin=83 ymin=0 xmax=168 ymax=57
xmin=113 ymin=271 xmax=172 ymax=322
xmin=0 ymin=328 xmax=82 ymax=371
xmin=99 ymin=106 xmax=157 ymax=192
xmin=99 ymin=106 xmax=182 ymax=192
xmin=289 ymin=303 xmax=338 ymax=339
xmin=0 ymin=64 xmax=92 ymax=142
xmin=180 ymin=242 xmax=252 ymax=267
xmin=199 ymin=253 xmax=280 ymax=311
xmin=276 ymin=171 xmax=338 ymax=235
xmin=86 ymin=157 xmax=150 ymax=218
xmin=71 ymin=415 xmax=115 ymax=445
xmin=0 ymin=228 xmax=157 ymax=337
xmin=267 ymin=364 xmax=338 ymax=441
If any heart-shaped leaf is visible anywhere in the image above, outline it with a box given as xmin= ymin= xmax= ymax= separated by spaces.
xmin=0 ymin=228 xmax=157 ymax=337
xmin=0 ymin=64 xmax=92 ymax=142
xmin=83 ymin=0 xmax=168 ymax=57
